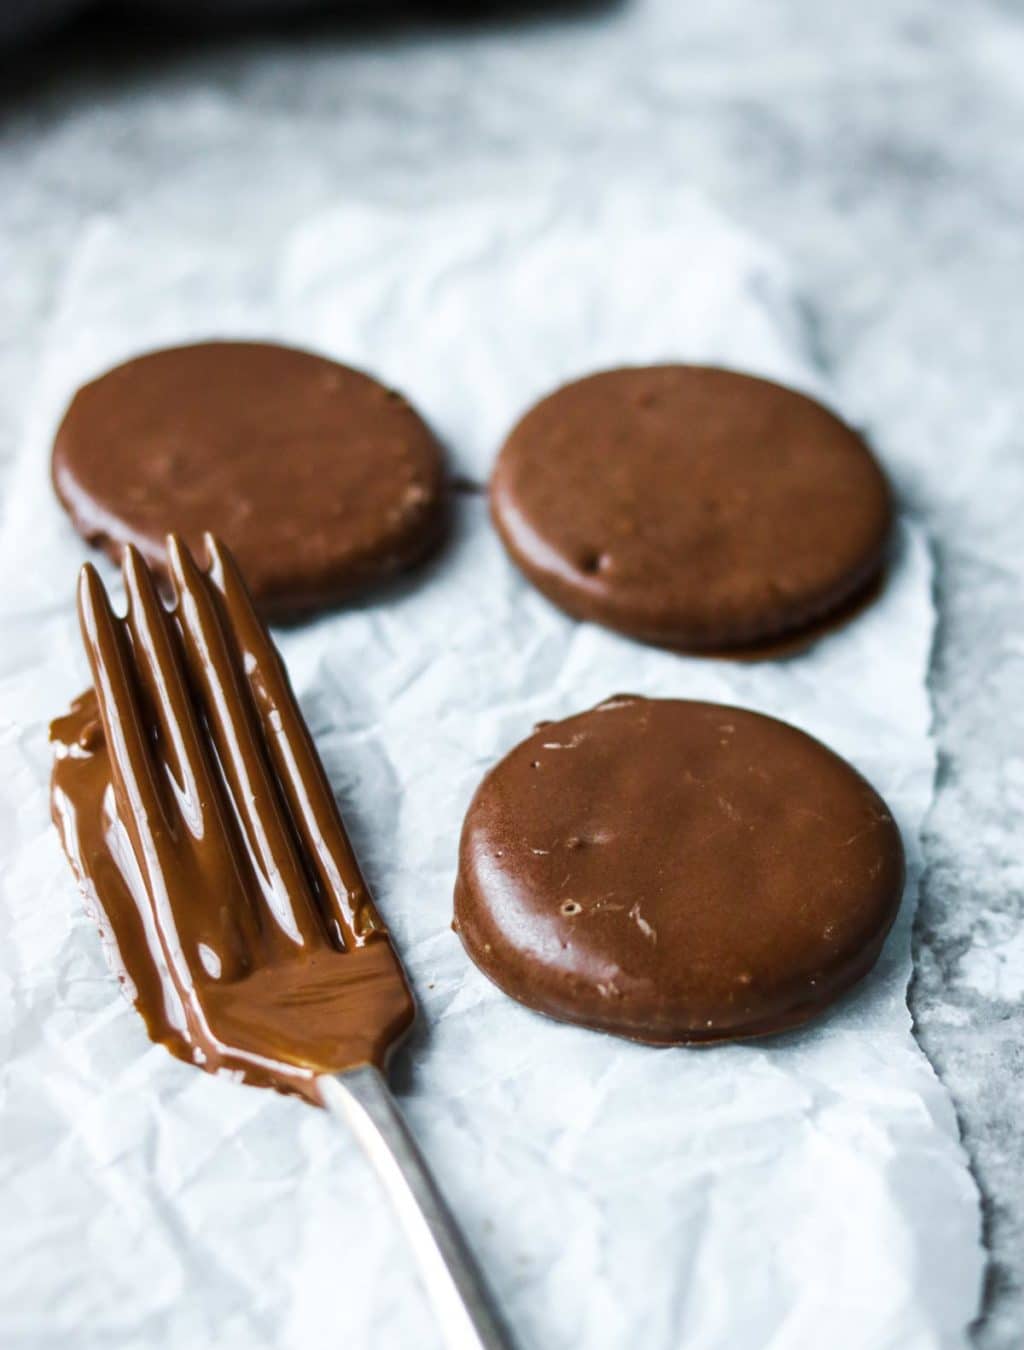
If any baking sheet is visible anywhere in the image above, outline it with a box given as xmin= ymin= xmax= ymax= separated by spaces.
xmin=0 ymin=185 xmax=983 ymax=1349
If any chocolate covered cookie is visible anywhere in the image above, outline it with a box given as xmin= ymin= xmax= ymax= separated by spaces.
xmin=490 ymin=366 xmax=893 ymax=650
xmin=454 ymin=697 xmax=904 ymax=1043
xmin=53 ymin=342 xmax=447 ymax=619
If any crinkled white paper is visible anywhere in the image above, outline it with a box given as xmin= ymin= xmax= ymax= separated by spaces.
xmin=0 ymin=187 xmax=983 ymax=1350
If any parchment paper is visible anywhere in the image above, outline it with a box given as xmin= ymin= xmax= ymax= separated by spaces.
xmin=0 ymin=185 xmax=983 ymax=1349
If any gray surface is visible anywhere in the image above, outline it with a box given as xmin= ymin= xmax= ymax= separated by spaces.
xmin=1 ymin=1 xmax=1021 ymax=1344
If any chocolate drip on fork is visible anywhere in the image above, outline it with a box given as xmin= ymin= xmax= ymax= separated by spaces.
xmin=50 ymin=535 xmax=414 ymax=1101
xmin=198 ymin=533 xmax=385 ymax=949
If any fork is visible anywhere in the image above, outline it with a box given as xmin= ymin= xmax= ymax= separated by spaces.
xmin=57 ymin=533 xmax=513 ymax=1350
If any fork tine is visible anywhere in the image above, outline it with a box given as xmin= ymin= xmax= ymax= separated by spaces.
xmin=165 ymin=534 xmax=328 ymax=958
xmin=77 ymin=563 xmax=250 ymax=988
xmin=121 ymin=544 xmax=200 ymax=800
xmin=203 ymin=532 xmax=384 ymax=950
xmin=121 ymin=545 xmax=263 ymax=961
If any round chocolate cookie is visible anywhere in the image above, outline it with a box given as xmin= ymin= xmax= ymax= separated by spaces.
xmin=490 ymin=366 xmax=893 ymax=650
xmin=454 ymin=697 xmax=904 ymax=1043
xmin=53 ymin=342 xmax=447 ymax=619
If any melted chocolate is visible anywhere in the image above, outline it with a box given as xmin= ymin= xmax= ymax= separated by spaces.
xmin=454 ymin=696 xmax=905 ymax=1043
xmin=50 ymin=535 xmax=414 ymax=1103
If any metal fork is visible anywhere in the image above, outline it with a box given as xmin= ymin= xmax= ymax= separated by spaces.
xmin=58 ymin=534 xmax=513 ymax=1350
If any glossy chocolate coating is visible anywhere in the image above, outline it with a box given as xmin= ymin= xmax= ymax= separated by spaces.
xmin=454 ymin=697 xmax=904 ymax=1043
xmin=490 ymin=366 xmax=893 ymax=650
xmin=50 ymin=536 xmax=414 ymax=1102
xmin=52 ymin=342 xmax=448 ymax=620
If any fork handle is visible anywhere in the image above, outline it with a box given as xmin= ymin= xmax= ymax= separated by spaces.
xmin=318 ymin=1066 xmax=514 ymax=1350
